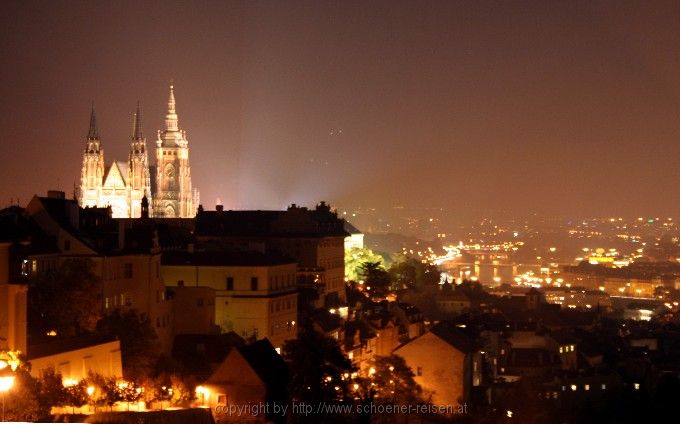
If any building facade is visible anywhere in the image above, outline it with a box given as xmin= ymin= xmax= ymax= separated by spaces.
xmin=194 ymin=202 xmax=348 ymax=308
xmin=28 ymin=338 xmax=123 ymax=383
xmin=23 ymin=193 xmax=175 ymax=352
xmin=394 ymin=323 xmax=481 ymax=409
xmin=0 ymin=242 xmax=27 ymax=353
xmin=78 ymin=85 xmax=198 ymax=218
xmin=161 ymin=251 xmax=299 ymax=350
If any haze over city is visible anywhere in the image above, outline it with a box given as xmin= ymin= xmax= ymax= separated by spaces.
xmin=2 ymin=0 xmax=680 ymax=220
xmin=5 ymin=1 xmax=680 ymax=423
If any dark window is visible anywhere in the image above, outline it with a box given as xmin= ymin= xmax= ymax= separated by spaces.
xmin=124 ymin=263 xmax=133 ymax=278
xmin=226 ymin=277 xmax=234 ymax=291
xmin=64 ymin=240 xmax=71 ymax=251
xmin=251 ymin=277 xmax=258 ymax=291
xmin=417 ymin=367 xmax=423 ymax=376
xmin=197 ymin=298 xmax=204 ymax=307
xmin=218 ymin=394 xmax=227 ymax=404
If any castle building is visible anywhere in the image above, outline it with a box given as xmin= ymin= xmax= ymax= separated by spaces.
xmin=78 ymin=85 xmax=198 ymax=218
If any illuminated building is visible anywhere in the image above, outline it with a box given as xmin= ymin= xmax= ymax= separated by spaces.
xmin=201 ymin=339 xmax=288 ymax=420
xmin=27 ymin=338 xmax=122 ymax=382
xmin=343 ymin=220 xmax=364 ymax=251
xmin=23 ymin=192 xmax=175 ymax=352
xmin=0 ymin=243 xmax=27 ymax=353
xmin=195 ymin=202 xmax=348 ymax=307
xmin=78 ymin=85 xmax=199 ymax=218
xmin=394 ymin=322 xmax=481 ymax=410
xmin=153 ymin=85 xmax=198 ymax=218
xmin=161 ymin=251 xmax=298 ymax=350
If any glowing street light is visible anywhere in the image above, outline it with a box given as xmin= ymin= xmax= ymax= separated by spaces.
xmin=0 ymin=371 xmax=16 ymax=422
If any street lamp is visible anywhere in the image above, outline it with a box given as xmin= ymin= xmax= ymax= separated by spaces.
xmin=0 ymin=369 xmax=16 ymax=422
xmin=86 ymin=386 xmax=95 ymax=413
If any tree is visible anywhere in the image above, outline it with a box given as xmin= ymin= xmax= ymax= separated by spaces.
xmin=419 ymin=263 xmax=441 ymax=286
xmin=2 ymin=368 xmax=42 ymax=422
xmin=370 ymin=355 xmax=424 ymax=406
xmin=346 ymin=247 xmax=384 ymax=282
xmin=64 ymin=380 xmax=89 ymax=414
xmin=87 ymin=373 xmax=122 ymax=411
xmin=29 ymin=258 xmax=102 ymax=337
xmin=119 ymin=381 xmax=143 ymax=411
xmin=388 ymin=258 xmax=418 ymax=289
xmin=359 ymin=261 xmax=391 ymax=296
xmin=95 ymin=310 xmax=160 ymax=379
xmin=388 ymin=255 xmax=441 ymax=290
xmin=282 ymin=322 xmax=354 ymax=406
xmin=169 ymin=374 xmax=195 ymax=407
xmin=36 ymin=368 xmax=68 ymax=414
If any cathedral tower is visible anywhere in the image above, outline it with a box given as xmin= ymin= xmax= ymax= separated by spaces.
xmin=79 ymin=106 xmax=105 ymax=208
xmin=153 ymin=85 xmax=196 ymax=218
xmin=127 ymin=102 xmax=153 ymax=218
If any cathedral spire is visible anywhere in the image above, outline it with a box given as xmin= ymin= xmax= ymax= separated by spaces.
xmin=132 ymin=101 xmax=143 ymax=139
xmin=87 ymin=103 xmax=99 ymax=139
xmin=165 ymin=83 xmax=179 ymax=131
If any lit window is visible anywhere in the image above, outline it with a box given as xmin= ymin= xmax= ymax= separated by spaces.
xmin=559 ymin=347 xmax=563 ymax=353
xmin=634 ymin=383 xmax=640 ymax=390
xmin=571 ymin=385 xmax=577 ymax=391
xmin=601 ymin=384 xmax=606 ymax=390
xmin=584 ymin=384 xmax=590 ymax=391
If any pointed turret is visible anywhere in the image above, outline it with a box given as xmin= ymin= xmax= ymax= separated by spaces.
xmin=132 ymin=101 xmax=144 ymax=139
xmin=80 ymin=103 xmax=105 ymax=209
xmin=87 ymin=104 xmax=99 ymax=139
xmin=155 ymin=82 xmax=196 ymax=218
xmin=165 ymin=84 xmax=179 ymax=131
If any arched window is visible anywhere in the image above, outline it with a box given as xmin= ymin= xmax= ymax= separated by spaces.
xmin=164 ymin=164 xmax=175 ymax=191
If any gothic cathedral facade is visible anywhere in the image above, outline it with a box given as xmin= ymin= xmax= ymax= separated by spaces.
xmin=78 ymin=85 xmax=199 ymax=218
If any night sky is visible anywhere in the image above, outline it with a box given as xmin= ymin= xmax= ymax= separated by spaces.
xmin=2 ymin=0 xmax=679 ymax=220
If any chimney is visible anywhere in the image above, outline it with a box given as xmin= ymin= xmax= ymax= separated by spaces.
xmin=216 ymin=204 xmax=224 ymax=212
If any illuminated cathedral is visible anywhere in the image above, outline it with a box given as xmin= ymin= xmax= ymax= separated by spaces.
xmin=78 ymin=85 xmax=199 ymax=218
